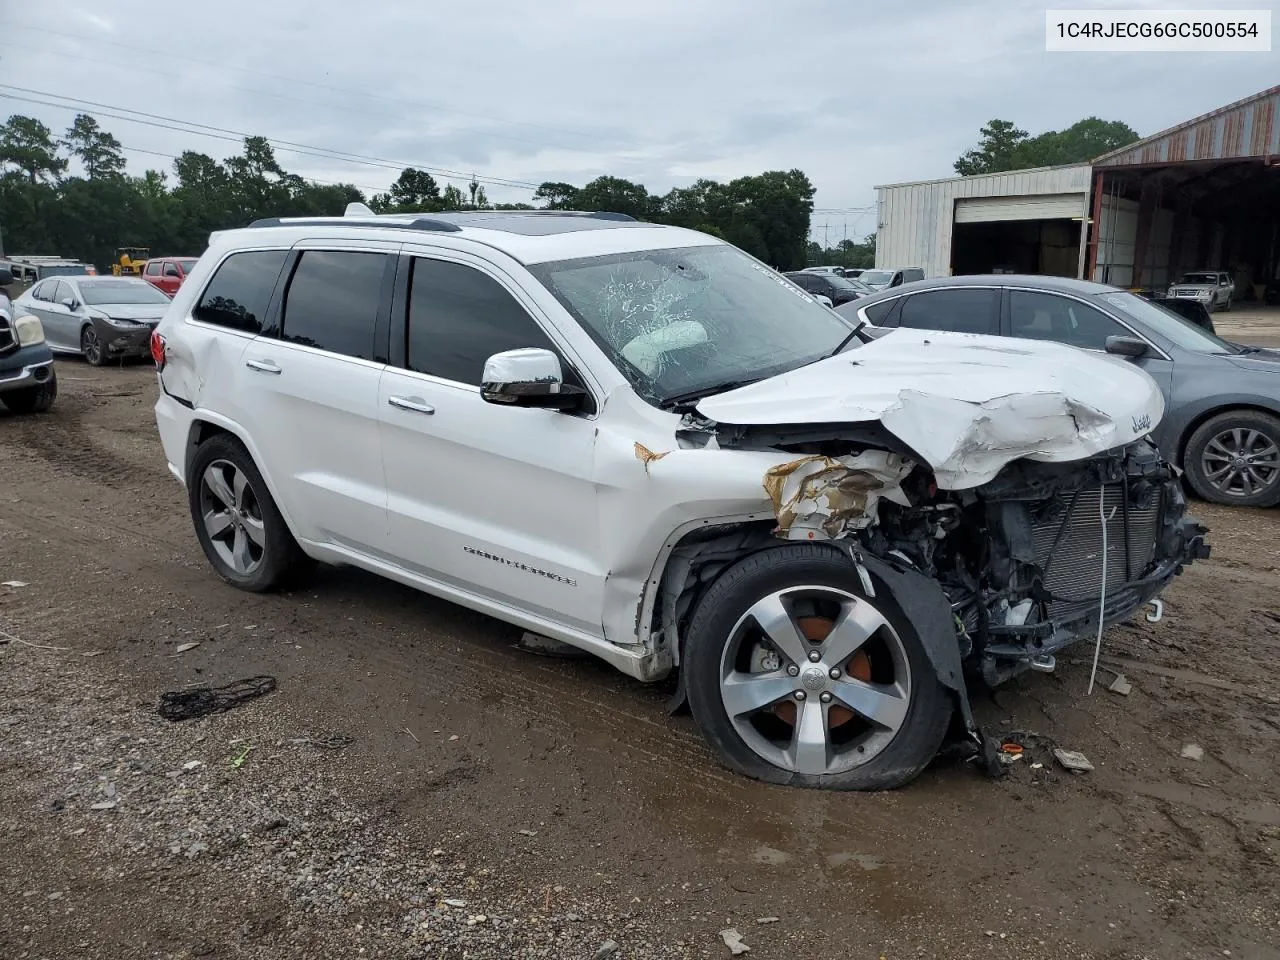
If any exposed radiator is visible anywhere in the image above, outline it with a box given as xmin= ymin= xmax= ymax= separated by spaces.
xmin=1032 ymin=484 xmax=1162 ymax=607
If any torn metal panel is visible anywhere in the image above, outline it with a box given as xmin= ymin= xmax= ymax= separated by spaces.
xmin=695 ymin=328 xmax=1166 ymax=489
xmin=763 ymin=451 xmax=913 ymax=540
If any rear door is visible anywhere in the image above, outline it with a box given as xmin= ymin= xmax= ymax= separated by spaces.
xmin=896 ymin=287 xmax=1000 ymax=335
xmin=233 ymin=243 xmax=396 ymax=554
xmin=377 ymin=250 xmax=605 ymax=635
xmin=23 ymin=281 xmax=60 ymax=347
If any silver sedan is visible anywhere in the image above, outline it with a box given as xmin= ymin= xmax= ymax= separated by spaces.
xmin=12 ymin=276 xmax=170 ymax=366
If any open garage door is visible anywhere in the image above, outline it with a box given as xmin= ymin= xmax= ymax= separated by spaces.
xmin=954 ymin=193 xmax=1088 ymax=223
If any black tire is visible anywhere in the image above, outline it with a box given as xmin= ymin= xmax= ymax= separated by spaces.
xmin=1 ymin=370 xmax=57 ymax=414
xmin=81 ymin=325 xmax=106 ymax=366
xmin=1183 ymin=409 xmax=1280 ymax=508
xmin=682 ymin=543 xmax=953 ymax=791
xmin=1221 ymin=296 xmax=1232 ymax=312
xmin=187 ymin=433 xmax=310 ymax=591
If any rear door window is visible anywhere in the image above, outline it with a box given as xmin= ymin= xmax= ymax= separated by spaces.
xmin=1008 ymin=290 xmax=1127 ymax=350
xmin=898 ymin=289 xmax=998 ymax=334
xmin=279 ymin=251 xmax=388 ymax=361
xmin=861 ymin=298 xmax=898 ymax=326
xmin=193 ymin=250 xmax=289 ymax=333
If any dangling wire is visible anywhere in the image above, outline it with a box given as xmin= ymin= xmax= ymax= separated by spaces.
xmin=1087 ymin=496 xmax=1117 ymax=695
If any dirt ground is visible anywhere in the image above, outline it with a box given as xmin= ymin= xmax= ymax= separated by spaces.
xmin=1217 ymin=305 xmax=1280 ymax=348
xmin=2 ymin=361 xmax=1278 ymax=960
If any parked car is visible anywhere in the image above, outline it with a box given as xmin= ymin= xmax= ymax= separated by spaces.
xmin=1143 ymin=294 xmax=1215 ymax=333
xmin=13 ymin=275 xmax=171 ymax=366
xmin=1167 ymin=270 xmax=1234 ymax=312
xmin=142 ymin=257 xmax=201 ymax=297
xmin=783 ymin=270 xmax=867 ymax=306
xmin=838 ymin=274 xmax=1280 ymax=507
xmin=152 ymin=209 xmax=1206 ymax=791
xmin=0 ymin=255 xmax=96 ymax=299
xmin=801 ymin=266 xmax=846 ymax=275
xmin=857 ymin=267 xmax=924 ymax=291
xmin=0 ymin=266 xmax=57 ymax=414
xmin=843 ymin=268 xmax=865 ymax=279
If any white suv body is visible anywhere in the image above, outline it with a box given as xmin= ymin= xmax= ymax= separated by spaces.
xmin=153 ymin=210 xmax=1207 ymax=790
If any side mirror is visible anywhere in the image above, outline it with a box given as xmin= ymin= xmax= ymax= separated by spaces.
xmin=480 ymin=347 xmax=586 ymax=411
xmin=61 ymin=297 xmax=80 ymax=310
xmin=1105 ymin=335 xmax=1148 ymax=358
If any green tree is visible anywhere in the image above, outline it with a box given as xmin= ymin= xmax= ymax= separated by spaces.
xmin=955 ymin=117 xmax=1140 ymax=175
xmin=440 ymin=183 xmax=466 ymax=210
xmin=388 ymin=167 xmax=441 ymax=209
xmin=954 ymin=119 xmax=1029 ymax=176
xmin=63 ymin=114 xmax=126 ymax=179
xmin=0 ymin=115 xmax=66 ymax=184
xmin=534 ymin=181 xmax=580 ymax=209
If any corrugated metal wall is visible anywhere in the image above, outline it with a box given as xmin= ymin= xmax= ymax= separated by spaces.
xmin=876 ymin=165 xmax=1092 ymax=277
xmin=1094 ymin=85 xmax=1280 ymax=168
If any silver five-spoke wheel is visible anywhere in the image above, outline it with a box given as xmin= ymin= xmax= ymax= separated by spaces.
xmin=719 ymin=585 xmax=911 ymax=777
xmin=199 ymin=459 xmax=267 ymax=575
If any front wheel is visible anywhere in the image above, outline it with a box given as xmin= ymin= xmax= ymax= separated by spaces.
xmin=1184 ymin=410 xmax=1280 ymax=507
xmin=1 ymin=370 xmax=57 ymax=414
xmin=682 ymin=544 xmax=953 ymax=791
xmin=81 ymin=325 xmax=106 ymax=366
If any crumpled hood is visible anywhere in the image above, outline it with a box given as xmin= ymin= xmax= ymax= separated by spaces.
xmin=89 ymin=303 xmax=167 ymax=323
xmin=696 ymin=328 xmax=1165 ymax=489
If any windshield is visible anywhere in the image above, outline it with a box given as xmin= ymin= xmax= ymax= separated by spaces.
xmin=1099 ymin=292 xmax=1236 ymax=353
xmin=79 ymin=280 xmax=172 ymax=305
xmin=826 ymin=275 xmax=863 ymax=292
xmin=1176 ymin=273 xmax=1217 ymax=285
xmin=39 ymin=264 xmax=91 ymax=278
xmin=845 ymin=278 xmax=873 ymax=294
xmin=859 ymin=270 xmax=893 ymax=286
xmin=528 ymin=244 xmax=855 ymax=406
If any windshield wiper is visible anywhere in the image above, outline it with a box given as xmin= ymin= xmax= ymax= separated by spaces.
xmin=1235 ymin=344 xmax=1263 ymax=355
xmin=659 ymin=378 xmax=762 ymax=410
xmin=827 ymin=322 xmax=867 ymax=358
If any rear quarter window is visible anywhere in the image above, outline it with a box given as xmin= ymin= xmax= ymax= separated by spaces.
xmin=192 ymin=250 xmax=289 ymax=333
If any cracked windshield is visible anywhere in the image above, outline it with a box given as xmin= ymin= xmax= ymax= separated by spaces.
xmin=533 ymin=245 xmax=853 ymax=404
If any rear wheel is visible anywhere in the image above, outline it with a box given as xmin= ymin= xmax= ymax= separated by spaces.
xmin=1 ymin=370 xmax=57 ymax=414
xmin=81 ymin=325 xmax=106 ymax=366
xmin=1184 ymin=410 xmax=1280 ymax=507
xmin=683 ymin=544 xmax=953 ymax=790
xmin=188 ymin=433 xmax=310 ymax=591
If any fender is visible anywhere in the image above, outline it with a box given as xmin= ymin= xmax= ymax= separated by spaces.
xmin=182 ymin=409 xmax=307 ymax=545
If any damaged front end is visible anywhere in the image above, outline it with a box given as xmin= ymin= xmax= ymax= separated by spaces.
xmin=745 ymin=435 xmax=1209 ymax=688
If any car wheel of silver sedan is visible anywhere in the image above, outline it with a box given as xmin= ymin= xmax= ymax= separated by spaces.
xmin=81 ymin=326 xmax=105 ymax=366
xmin=683 ymin=544 xmax=953 ymax=790
xmin=1185 ymin=410 xmax=1280 ymax=508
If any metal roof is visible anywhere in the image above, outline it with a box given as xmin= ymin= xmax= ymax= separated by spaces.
xmin=1093 ymin=85 xmax=1280 ymax=168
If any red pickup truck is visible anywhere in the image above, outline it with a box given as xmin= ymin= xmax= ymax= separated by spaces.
xmin=141 ymin=257 xmax=200 ymax=297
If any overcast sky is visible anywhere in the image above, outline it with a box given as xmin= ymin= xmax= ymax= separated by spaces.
xmin=1 ymin=0 xmax=1275 ymax=240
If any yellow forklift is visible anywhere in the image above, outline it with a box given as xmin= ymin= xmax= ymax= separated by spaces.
xmin=112 ymin=247 xmax=151 ymax=277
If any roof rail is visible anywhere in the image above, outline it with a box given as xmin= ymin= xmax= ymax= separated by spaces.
xmin=246 ymin=216 xmax=463 ymax=233
xmin=460 ymin=210 xmax=636 ymax=221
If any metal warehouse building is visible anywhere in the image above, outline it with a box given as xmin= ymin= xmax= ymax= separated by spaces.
xmin=875 ymin=84 xmax=1280 ymax=298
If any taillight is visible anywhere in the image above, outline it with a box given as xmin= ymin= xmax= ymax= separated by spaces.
xmin=150 ymin=330 xmax=166 ymax=370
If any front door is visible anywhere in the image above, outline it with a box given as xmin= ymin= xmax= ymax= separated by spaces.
xmin=377 ymin=252 xmax=605 ymax=636
xmin=40 ymin=280 xmax=80 ymax=351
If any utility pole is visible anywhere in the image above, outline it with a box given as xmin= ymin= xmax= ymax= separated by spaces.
xmin=843 ymin=222 xmax=847 ymax=246
xmin=823 ymin=223 xmax=829 ymax=250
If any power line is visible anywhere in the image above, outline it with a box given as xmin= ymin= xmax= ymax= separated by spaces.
xmin=0 ymin=87 xmax=542 ymax=192
xmin=0 ymin=20 xmax=631 ymax=153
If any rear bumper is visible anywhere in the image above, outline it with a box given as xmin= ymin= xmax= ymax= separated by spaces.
xmin=155 ymin=388 xmax=194 ymax=486
xmin=0 ymin=344 xmax=55 ymax=393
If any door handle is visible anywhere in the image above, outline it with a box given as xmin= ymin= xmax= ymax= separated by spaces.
xmin=388 ymin=395 xmax=435 ymax=415
xmin=245 ymin=358 xmax=281 ymax=374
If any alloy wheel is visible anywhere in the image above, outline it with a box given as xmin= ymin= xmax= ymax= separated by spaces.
xmin=199 ymin=459 xmax=267 ymax=575
xmin=719 ymin=586 xmax=911 ymax=777
xmin=1201 ymin=427 xmax=1280 ymax=499
xmin=82 ymin=328 xmax=102 ymax=365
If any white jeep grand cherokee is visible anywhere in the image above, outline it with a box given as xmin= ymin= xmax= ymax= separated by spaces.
xmin=152 ymin=207 xmax=1208 ymax=790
